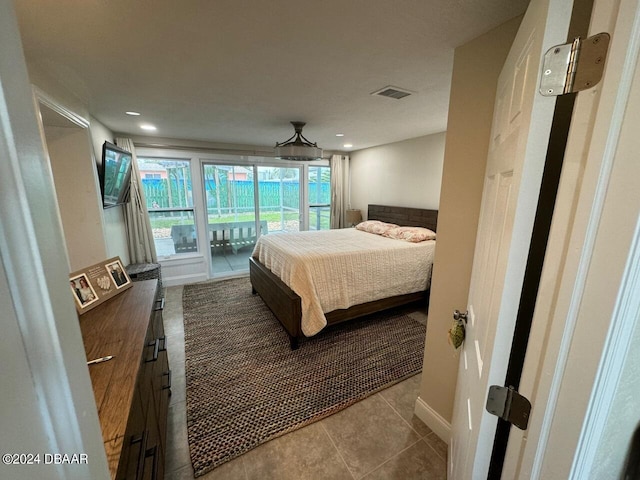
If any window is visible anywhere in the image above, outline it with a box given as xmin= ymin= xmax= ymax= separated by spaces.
xmin=308 ymin=166 xmax=330 ymax=230
xmin=257 ymin=166 xmax=301 ymax=233
xmin=137 ymin=157 xmax=196 ymax=255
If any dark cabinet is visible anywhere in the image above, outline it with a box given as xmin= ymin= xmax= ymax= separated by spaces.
xmin=80 ymin=280 xmax=170 ymax=480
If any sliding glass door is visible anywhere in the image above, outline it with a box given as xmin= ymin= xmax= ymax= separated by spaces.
xmin=136 ymin=148 xmax=331 ymax=281
xmin=203 ymin=164 xmax=258 ymax=274
xmin=201 ymin=161 xmax=328 ymax=277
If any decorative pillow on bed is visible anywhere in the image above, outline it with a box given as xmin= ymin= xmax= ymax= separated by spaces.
xmin=355 ymin=220 xmax=398 ymax=235
xmin=384 ymin=226 xmax=436 ymax=242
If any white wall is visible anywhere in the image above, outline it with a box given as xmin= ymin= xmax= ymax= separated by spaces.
xmin=90 ymin=118 xmax=130 ymax=265
xmin=27 ymin=63 xmax=91 ymax=121
xmin=45 ymin=126 xmax=107 ymax=271
xmin=415 ymin=16 xmax=521 ymax=434
xmin=26 ymin=56 xmax=130 ymax=269
xmin=349 ymin=133 xmax=445 ymax=216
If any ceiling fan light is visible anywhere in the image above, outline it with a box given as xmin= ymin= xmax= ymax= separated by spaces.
xmin=274 ymin=121 xmax=323 ymax=161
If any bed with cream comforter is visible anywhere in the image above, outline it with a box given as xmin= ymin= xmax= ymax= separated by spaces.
xmin=251 ymin=228 xmax=435 ymax=336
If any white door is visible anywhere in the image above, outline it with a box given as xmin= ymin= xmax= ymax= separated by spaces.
xmin=500 ymin=0 xmax=640 ymax=476
xmin=449 ymin=0 xmax=574 ymax=477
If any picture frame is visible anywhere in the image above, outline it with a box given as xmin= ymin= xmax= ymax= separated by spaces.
xmin=70 ymin=273 xmax=99 ymax=309
xmin=69 ymin=256 xmax=133 ymax=314
xmin=105 ymin=258 xmax=130 ymax=289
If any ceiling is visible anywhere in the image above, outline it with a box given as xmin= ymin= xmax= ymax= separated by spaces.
xmin=15 ymin=0 xmax=529 ymax=153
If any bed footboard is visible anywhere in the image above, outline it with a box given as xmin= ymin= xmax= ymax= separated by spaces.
xmin=250 ymin=257 xmax=430 ymax=350
xmin=249 ymin=257 xmax=302 ymax=348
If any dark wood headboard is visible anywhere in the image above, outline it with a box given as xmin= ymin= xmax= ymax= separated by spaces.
xmin=368 ymin=204 xmax=438 ymax=231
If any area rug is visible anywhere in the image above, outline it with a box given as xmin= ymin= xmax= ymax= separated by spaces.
xmin=182 ymin=276 xmax=426 ymax=477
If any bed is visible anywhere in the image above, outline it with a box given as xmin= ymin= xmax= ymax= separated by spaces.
xmin=250 ymin=204 xmax=438 ymax=348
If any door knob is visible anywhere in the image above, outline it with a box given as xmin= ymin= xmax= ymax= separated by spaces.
xmin=449 ymin=310 xmax=467 ymax=349
xmin=453 ymin=309 xmax=468 ymax=324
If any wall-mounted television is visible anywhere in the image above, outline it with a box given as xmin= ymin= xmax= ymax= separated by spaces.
xmin=100 ymin=141 xmax=133 ymax=208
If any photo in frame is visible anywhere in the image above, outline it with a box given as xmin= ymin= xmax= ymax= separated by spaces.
xmin=69 ymin=256 xmax=133 ymax=314
xmin=70 ymin=274 xmax=99 ymax=309
xmin=105 ymin=259 xmax=130 ymax=289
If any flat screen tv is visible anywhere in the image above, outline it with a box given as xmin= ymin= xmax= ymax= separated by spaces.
xmin=100 ymin=141 xmax=133 ymax=208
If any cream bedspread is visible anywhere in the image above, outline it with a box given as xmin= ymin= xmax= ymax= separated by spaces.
xmin=251 ymin=228 xmax=436 ymax=336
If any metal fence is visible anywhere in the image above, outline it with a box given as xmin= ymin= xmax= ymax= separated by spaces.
xmin=142 ymin=178 xmax=330 ymax=214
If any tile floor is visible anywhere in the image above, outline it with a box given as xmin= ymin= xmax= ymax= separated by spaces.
xmin=162 ymin=281 xmax=448 ymax=480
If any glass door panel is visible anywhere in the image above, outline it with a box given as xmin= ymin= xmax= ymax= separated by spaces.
xmin=308 ymin=166 xmax=330 ymax=230
xmin=257 ymin=166 xmax=301 ymax=233
xmin=203 ymin=164 xmax=257 ymax=275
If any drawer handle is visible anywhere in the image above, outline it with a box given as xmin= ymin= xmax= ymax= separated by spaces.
xmin=130 ymin=431 xmax=145 ymax=445
xmin=130 ymin=429 xmax=148 ymax=480
xmin=154 ymin=297 xmax=165 ymax=312
xmin=159 ymin=335 xmax=167 ymax=352
xmin=162 ymin=369 xmax=172 ymax=391
xmin=144 ymin=445 xmax=158 ymax=480
xmin=145 ymin=339 xmax=159 ymax=363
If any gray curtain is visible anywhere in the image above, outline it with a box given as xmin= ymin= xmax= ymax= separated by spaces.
xmin=115 ymin=137 xmax=157 ymax=264
xmin=330 ymin=154 xmax=349 ymax=229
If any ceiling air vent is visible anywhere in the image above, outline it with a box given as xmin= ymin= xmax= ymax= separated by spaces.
xmin=371 ymin=85 xmax=413 ymax=100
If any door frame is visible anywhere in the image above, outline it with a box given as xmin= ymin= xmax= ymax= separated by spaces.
xmin=488 ymin=0 xmax=597 ymax=474
xmin=448 ymin=0 xmax=575 ymax=476
xmin=0 ymin=1 xmax=109 ymax=478
xmin=501 ymin=0 xmax=640 ymax=476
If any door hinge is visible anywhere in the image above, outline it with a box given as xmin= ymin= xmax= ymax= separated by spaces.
xmin=540 ymin=32 xmax=610 ymax=96
xmin=486 ymin=385 xmax=532 ymax=430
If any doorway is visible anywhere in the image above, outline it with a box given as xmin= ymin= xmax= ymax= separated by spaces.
xmin=35 ymin=93 xmax=108 ymax=272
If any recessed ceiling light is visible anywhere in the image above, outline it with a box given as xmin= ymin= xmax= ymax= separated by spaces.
xmin=336 ymin=133 xmax=344 ymax=137
xmin=140 ymin=124 xmax=157 ymax=131
xmin=343 ymin=143 xmax=353 ymax=148
xmin=125 ymin=111 xmax=141 ymax=116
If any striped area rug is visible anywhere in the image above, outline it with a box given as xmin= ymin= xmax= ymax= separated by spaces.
xmin=182 ymin=276 xmax=426 ymax=477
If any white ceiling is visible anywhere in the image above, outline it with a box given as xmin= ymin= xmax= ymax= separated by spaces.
xmin=15 ymin=0 xmax=529 ymax=153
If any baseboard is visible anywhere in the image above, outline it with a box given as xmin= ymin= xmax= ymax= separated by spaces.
xmin=414 ymin=396 xmax=451 ymax=443
xmin=158 ymin=255 xmax=209 ymax=287
xmin=162 ymin=273 xmax=208 ymax=287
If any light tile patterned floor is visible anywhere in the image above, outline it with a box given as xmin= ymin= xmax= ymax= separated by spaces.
xmin=162 ymin=283 xmax=447 ymax=480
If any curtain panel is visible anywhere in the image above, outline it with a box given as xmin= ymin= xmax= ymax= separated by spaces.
xmin=330 ymin=154 xmax=349 ymax=229
xmin=115 ymin=137 xmax=157 ymax=264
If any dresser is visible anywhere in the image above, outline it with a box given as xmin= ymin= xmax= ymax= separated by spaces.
xmin=80 ymin=280 xmax=171 ymax=479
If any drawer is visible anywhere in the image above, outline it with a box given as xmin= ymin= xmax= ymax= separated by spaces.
xmin=115 ymin=390 xmax=146 ymax=480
